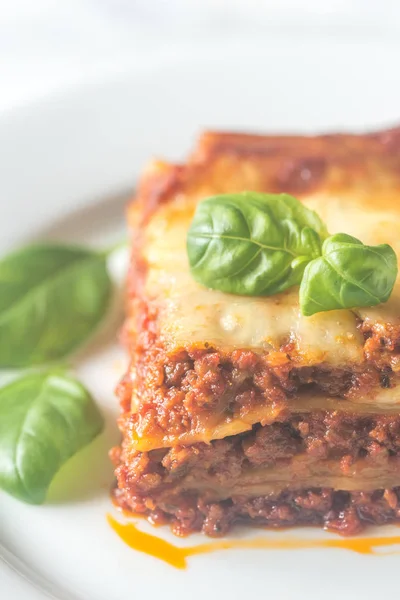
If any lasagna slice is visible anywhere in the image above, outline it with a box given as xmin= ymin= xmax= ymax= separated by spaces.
xmin=111 ymin=126 xmax=400 ymax=536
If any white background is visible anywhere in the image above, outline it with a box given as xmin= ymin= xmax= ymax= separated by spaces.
xmin=1 ymin=0 xmax=400 ymax=112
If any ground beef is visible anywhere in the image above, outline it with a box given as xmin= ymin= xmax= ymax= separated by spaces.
xmin=119 ymin=300 xmax=400 ymax=443
xmin=361 ymin=319 xmax=400 ymax=370
xmin=112 ymin=485 xmax=400 ymax=537
xmin=111 ymin=411 xmax=400 ymax=537
xmin=242 ymin=423 xmax=301 ymax=464
xmin=114 ymin=412 xmax=400 ymax=492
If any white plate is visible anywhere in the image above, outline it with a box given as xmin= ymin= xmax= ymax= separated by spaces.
xmin=1 ymin=35 xmax=400 ymax=600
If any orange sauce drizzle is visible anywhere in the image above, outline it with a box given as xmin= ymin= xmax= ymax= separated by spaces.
xmin=107 ymin=514 xmax=400 ymax=569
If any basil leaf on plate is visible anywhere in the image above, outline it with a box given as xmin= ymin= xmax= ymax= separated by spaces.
xmin=300 ymin=233 xmax=398 ymax=316
xmin=0 ymin=244 xmax=112 ymax=367
xmin=187 ymin=192 xmax=327 ymax=296
xmin=0 ymin=370 xmax=103 ymax=504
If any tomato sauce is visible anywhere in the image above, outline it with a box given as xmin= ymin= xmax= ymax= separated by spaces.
xmin=107 ymin=514 xmax=400 ymax=570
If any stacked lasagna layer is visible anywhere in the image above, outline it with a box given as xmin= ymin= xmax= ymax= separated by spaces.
xmin=111 ymin=127 xmax=400 ymax=536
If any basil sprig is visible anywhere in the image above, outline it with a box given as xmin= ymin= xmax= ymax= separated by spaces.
xmin=0 ymin=244 xmax=112 ymax=367
xmin=300 ymin=233 xmax=398 ymax=316
xmin=187 ymin=193 xmax=328 ymax=296
xmin=0 ymin=240 xmax=125 ymax=504
xmin=187 ymin=193 xmax=398 ymax=315
xmin=0 ymin=370 xmax=103 ymax=504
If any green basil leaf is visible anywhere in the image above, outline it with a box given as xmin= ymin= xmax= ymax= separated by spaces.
xmin=0 ymin=370 xmax=103 ymax=504
xmin=0 ymin=244 xmax=112 ymax=367
xmin=187 ymin=192 xmax=327 ymax=296
xmin=300 ymin=233 xmax=398 ymax=316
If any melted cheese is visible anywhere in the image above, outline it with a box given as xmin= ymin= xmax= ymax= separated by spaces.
xmin=143 ymin=190 xmax=400 ymax=366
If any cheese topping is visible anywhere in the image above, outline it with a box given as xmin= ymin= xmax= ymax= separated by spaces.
xmin=143 ymin=191 xmax=400 ymax=366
